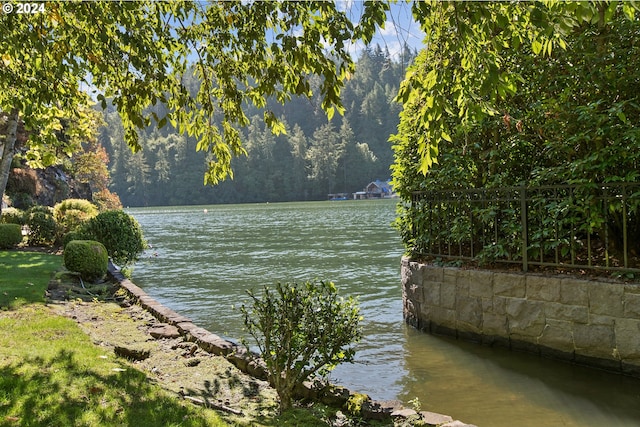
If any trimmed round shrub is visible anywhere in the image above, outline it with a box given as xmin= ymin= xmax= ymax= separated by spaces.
xmin=54 ymin=199 xmax=98 ymax=235
xmin=0 ymin=207 xmax=26 ymax=225
xmin=83 ymin=210 xmax=146 ymax=267
xmin=0 ymin=224 xmax=23 ymax=249
xmin=25 ymin=206 xmax=58 ymax=246
xmin=64 ymin=240 xmax=108 ymax=281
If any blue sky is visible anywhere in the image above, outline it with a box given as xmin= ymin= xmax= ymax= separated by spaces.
xmin=338 ymin=0 xmax=426 ymax=61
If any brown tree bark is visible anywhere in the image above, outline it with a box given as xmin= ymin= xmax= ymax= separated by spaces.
xmin=0 ymin=109 xmax=19 ymax=215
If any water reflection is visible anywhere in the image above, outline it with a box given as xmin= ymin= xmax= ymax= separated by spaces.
xmin=400 ymin=327 xmax=640 ymax=426
xmin=130 ymin=201 xmax=640 ymax=427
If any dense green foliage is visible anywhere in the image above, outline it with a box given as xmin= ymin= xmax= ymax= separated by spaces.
xmin=392 ymin=2 xmax=640 ymax=259
xmin=63 ymin=240 xmax=108 ymax=281
xmin=0 ymin=203 xmax=144 ymax=263
xmin=395 ymin=5 xmax=640 ymax=192
xmin=53 ymin=198 xmax=98 ymax=236
xmin=82 ymin=210 xmax=146 ymax=267
xmin=0 ymin=207 xmax=24 ymax=225
xmin=241 ymin=280 xmax=361 ymax=411
xmin=61 ymin=230 xmax=87 ymax=248
xmin=100 ymin=46 xmax=412 ymax=206
xmin=393 ymin=1 xmax=638 ymax=181
xmin=25 ymin=206 xmax=57 ymax=246
xmin=0 ymin=223 xmax=22 ymax=249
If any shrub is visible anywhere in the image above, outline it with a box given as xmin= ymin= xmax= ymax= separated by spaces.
xmin=53 ymin=199 xmax=98 ymax=234
xmin=63 ymin=240 xmax=108 ymax=281
xmin=92 ymin=188 xmax=123 ymax=211
xmin=53 ymin=199 xmax=98 ymax=223
xmin=57 ymin=209 xmax=90 ymax=236
xmin=240 ymin=280 xmax=362 ymax=410
xmin=0 ymin=207 xmax=25 ymax=225
xmin=0 ymin=224 xmax=23 ymax=249
xmin=10 ymin=193 xmax=34 ymax=210
xmin=25 ymin=206 xmax=58 ymax=246
xmin=53 ymin=199 xmax=98 ymax=217
xmin=83 ymin=210 xmax=146 ymax=266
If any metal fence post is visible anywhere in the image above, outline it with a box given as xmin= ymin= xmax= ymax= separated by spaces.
xmin=520 ymin=184 xmax=528 ymax=272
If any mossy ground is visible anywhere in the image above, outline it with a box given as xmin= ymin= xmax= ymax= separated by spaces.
xmin=48 ymin=297 xmax=281 ymax=425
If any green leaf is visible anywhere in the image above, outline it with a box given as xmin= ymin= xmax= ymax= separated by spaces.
xmin=623 ymin=3 xmax=636 ymax=20
xmin=532 ymin=39 xmax=543 ymax=55
xmin=326 ymin=106 xmax=335 ymax=121
xmin=617 ymin=111 xmax=627 ymax=124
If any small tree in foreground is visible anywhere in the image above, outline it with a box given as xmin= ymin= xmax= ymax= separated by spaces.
xmin=240 ymin=280 xmax=362 ymax=411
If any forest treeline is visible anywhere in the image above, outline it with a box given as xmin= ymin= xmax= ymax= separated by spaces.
xmin=99 ymin=46 xmax=415 ymax=207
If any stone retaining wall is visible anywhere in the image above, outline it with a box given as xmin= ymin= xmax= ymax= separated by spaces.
xmin=402 ymin=257 xmax=640 ymax=377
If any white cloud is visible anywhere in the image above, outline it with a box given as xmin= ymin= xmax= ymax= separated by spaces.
xmin=342 ymin=2 xmax=425 ymax=62
xmin=379 ymin=20 xmax=398 ymax=37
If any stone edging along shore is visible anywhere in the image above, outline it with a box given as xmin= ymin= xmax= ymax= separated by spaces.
xmin=108 ymin=263 xmax=475 ymax=427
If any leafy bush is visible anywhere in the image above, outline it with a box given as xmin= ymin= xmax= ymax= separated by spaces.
xmin=25 ymin=206 xmax=57 ymax=246
xmin=63 ymin=240 xmax=108 ymax=281
xmin=0 ymin=207 xmax=25 ymax=225
xmin=53 ymin=199 xmax=98 ymax=235
xmin=57 ymin=209 xmax=90 ymax=238
xmin=9 ymin=193 xmax=35 ymax=210
xmin=82 ymin=210 xmax=146 ymax=266
xmin=240 ymin=280 xmax=361 ymax=410
xmin=0 ymin=224 xmax=23 ymax=249
xmin=53 ymin=199 xmax=98 ymax=217
xmin=92 ymin=188 xmax=123 ymax=211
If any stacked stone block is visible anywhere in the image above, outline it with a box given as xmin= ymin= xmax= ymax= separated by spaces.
xmin=402 ymin=257 xmax=640 ymax=377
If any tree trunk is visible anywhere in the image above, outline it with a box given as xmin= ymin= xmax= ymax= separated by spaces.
xmin=0 ymin=108 xmax=19 ymax=215
xmin=277 ymin=388 xmax=293 ymax=412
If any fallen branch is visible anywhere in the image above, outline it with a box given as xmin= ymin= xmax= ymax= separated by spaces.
xmin=181 ymin=394 xmax=243 ymax=415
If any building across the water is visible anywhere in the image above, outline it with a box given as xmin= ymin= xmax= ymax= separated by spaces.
xmin=328 ymin=180 xmax=396 ymax=200
xmin=353 ymin=179 xmax=395 ymax=200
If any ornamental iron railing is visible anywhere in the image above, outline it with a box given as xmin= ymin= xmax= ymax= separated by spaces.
xmin=410 ymin=183 xmax=640 ymax=273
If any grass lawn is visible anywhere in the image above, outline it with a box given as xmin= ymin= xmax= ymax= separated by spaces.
xmin=0 ymin=305 xmax=228 ymax=427
xmin=0 ymin=250 xmax=61 ymax=309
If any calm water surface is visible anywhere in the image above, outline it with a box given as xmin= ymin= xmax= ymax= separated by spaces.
xmin=129 ymin=200 xmax=640 ymax=426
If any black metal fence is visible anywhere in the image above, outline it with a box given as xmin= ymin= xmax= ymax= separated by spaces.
xmin=410 ymin=183 xmax=640 ymax=273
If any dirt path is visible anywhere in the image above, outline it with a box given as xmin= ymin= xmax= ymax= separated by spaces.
xmin=47 ymin=296 xmax=279 ymax=425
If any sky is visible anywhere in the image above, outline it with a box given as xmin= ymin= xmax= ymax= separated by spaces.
xmin=338 ymin=0 xmax=426 ymax=62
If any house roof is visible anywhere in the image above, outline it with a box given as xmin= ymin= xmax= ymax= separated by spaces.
xmin=366 ymin=180 xmax=392 ymax=193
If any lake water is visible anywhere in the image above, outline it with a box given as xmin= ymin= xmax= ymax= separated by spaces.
xmin=129 ymin=200 xmax=640 ymax=426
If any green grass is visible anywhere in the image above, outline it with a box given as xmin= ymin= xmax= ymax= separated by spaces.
xmin=0 ymin=305 xmax=228 ymax=427
xmin=0 ymin=250 xmax=61 ymax=309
